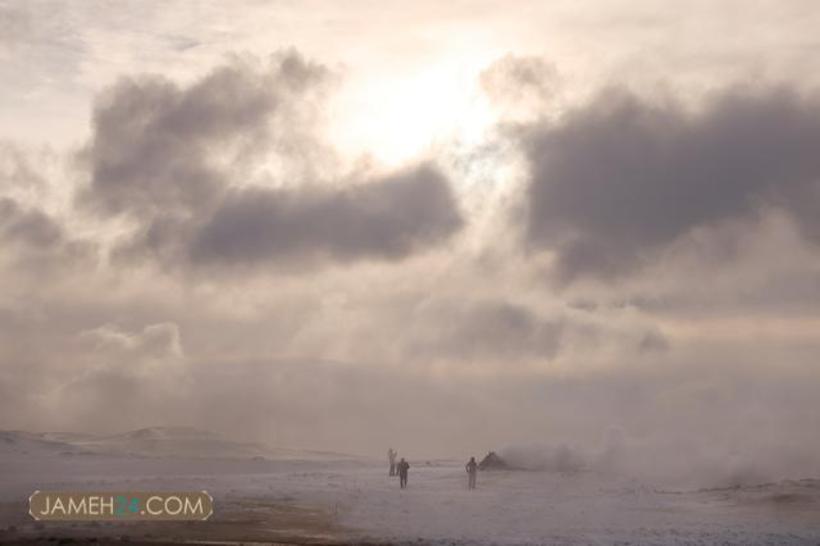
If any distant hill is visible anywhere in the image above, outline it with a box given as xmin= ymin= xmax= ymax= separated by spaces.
xmin=0 ymin=430 xmax=81 ymax=456
xmin=0 ymin=426 xmax=363 ymax=461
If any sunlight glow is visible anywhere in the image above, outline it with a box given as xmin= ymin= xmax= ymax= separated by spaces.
xmin=328 ymin=53 xmax=498 ymax=169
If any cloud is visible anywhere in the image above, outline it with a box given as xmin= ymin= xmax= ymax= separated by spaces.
xmin=80 ymin=51 xmax=329 ymax=218
xmin=80 ymin=52 xmax=463 ymax=271
xmin=480 ymin=54 xmax=561 ymax=121
xmin=520 ymin=87 xmax=820 ymax=282
xmin=406 ymin=299 xmax=563 ymax=362
xmin=111 ymin=162 xmax=463 ymax=271
xmin=0 ymin=3 xmax=30 ymax=51
xmin=79 ymin=322 xmax=184 ymax=366
xmin=0 ymin=197 xmax=93 ymax=274
xmin=0 ymin=198 xmax=62 ymax=248
xmin=186 ymin=164 xmax=462 ymax=267
xmin=37 ymin=323 xmax=187 ymax=432
xmin=2 ymin=33 xmax=819 ymax=488
xmin=20 ymin=333 xmax=820 ymax=483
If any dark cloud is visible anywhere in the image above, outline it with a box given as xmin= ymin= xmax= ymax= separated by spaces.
xmin=113 ymin=162 xmax=462 ymax=270
xmin=0 ymin=197 xmax=94 ymax=275
xmin=81 ymin=52 xmax=463 ymax=271
xmin=0 ymin=142 xmax=98 ymax=278
xmin=0 ymin=198 xmax=62 ymax=249
xmin=521 ymin=87 xmax=820 ymax=281
xmin=0 ymin=145 xmax=96 ymax=280
xmin=80 ymin=52 xmax=327 ymax=217
xmin=189 ymin=164 xmax=463 ymax=266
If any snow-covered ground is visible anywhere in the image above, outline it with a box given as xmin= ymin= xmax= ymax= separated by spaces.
xmin=1 ymin=428 xmax=818 ymax=545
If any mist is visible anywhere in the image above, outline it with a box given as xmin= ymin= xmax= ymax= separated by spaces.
xmin=2 ymin=4 xmax=820 ymax=544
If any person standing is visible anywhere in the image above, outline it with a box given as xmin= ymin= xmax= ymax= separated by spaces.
xmin=388 ymin=448 xmax=397 ymax=476
xmin=398 ymin=457 xmax=410 ymax=489
xmin=465 ymin=456 xmax=478 ymax=490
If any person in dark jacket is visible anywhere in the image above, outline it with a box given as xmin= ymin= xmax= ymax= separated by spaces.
xmin=465 ymin=456 xmax=478 ymax=489
xmin=397 ymin=457 xmax=410 ymax=488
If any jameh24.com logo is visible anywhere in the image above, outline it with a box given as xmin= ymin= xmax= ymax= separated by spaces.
xmin=29 ymin=491 xmax=213 ymax=521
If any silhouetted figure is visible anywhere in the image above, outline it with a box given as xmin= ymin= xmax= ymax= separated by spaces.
xmin=388 ymin=448 xmax=397 ymax=476
xmin=466 ymin=456 xmax=478 ymax=489
xmin=398 ymin=457 xmax=410 ymax=488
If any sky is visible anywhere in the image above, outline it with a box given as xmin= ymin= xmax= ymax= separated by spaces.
xmin=1 ymin=0 xmax=820 ymax=483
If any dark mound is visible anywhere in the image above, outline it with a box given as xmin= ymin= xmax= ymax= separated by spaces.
xmin=478 ymin=451 xmax=509 ymax=471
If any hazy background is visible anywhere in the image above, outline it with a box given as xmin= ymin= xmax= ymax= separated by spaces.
xmin=1 ymin=1 xmax=819 ymax=487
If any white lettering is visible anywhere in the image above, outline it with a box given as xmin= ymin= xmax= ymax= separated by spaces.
xmin=99 ymin=496 xmax=113 ymax=515
xmin=52 ymin=497 xmax=66 ymax=515
xmin=164 ymin=496 xmax=183 ymax=516
xmin=146 ymin=496 xmax=163 ymax=516
xmin=184 ymin=496 xmax=204 ymax=515
xmin=68 ymin=497 xmax=87 ymax=514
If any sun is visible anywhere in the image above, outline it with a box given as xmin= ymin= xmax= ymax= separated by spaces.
xmin=328 ymin=51 xmax=498 ymax=169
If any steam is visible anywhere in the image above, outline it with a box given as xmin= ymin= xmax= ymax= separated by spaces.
xmin=498 ymin=424 xmax=820 ymax=490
